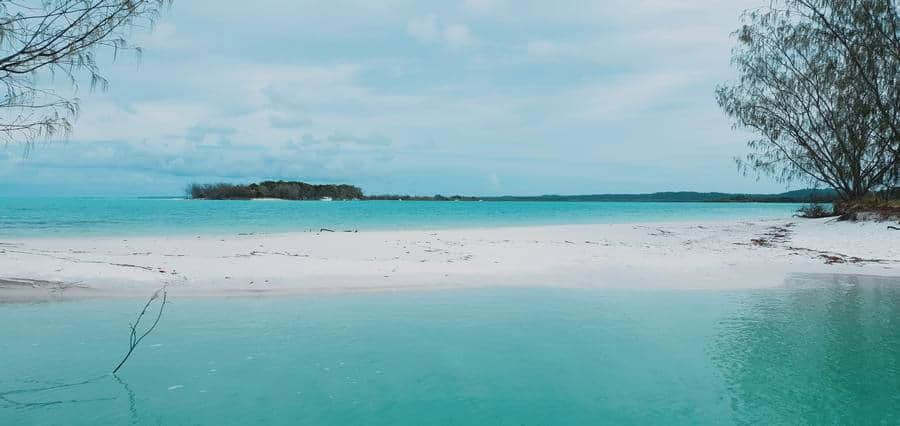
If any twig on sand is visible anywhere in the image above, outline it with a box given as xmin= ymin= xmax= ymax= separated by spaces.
xmin=112 ymin=286 xmax=168 ymax=375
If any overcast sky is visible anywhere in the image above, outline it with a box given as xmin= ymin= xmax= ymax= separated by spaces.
xmin=0 ymin=0 xmax=792 ymax=197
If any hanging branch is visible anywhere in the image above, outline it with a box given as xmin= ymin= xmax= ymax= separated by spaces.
xmin=112 ymin=285 xmax=168 ymax=375
xmin=0 ymin=0 xmax=172 ymax=146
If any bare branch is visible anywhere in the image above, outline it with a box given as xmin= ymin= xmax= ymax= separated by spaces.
xmin=0 ymin=1 xmax=171 ymax=146
xmin=112 ymin=285 xmax=168 ymax=375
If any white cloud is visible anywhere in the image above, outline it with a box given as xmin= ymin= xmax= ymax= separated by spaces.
xmin=406 ymin=14 xmax=478 ymax=50
xmin=486 ymin=172 xmax=501 ymax=192
xmin=406 ymin=14 xmax=440 ymax=44
xmin=2 ymin=0 xmax=787 ymax=196
xmin=462 ymin=0 xmax=504 ymax=15
xmin=525 ymin=40 xmax=583 ymax=60
xmin=571 ymin=71 xmax=702 ymax=121
xmin=134 ymin=21 xmax=180 ymax=50
xmin=443 ymin=24 xmax=477 ymax=49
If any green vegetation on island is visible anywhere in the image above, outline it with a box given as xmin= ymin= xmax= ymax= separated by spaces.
xmin=188 ymin=181 xmax=364 ymax=200
xmin=480 ymin=189 xmax=841 ymax=203
xmin=366 ymin=189 xmax=841 ymax=203
xmin=187 ymin=182 xmax=870 ymax=203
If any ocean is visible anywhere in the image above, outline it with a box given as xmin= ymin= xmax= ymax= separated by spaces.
xmin=2 ymin=274 xmax=899 ymax=425
xmin=6 ymin=198 xmax=895 ymax=425
xmin=0 ymin=198 xmax=804 ymax=238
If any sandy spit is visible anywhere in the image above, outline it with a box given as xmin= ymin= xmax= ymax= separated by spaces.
xmin=1 ymin=218 xmax=897 ymax=301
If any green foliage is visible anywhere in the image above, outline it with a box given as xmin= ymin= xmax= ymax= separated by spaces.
xmin=797 ymin=203 xmax=836 ymax=218
xmin=834 ymin=194 xmax=900 ymax=219
xmin=189 ymin=184 xmax=859 ymax=204
xmin=366 ymin=189 xmax=840 ymax=203
xmin=717 ymin=0 xmax=900 ymax=200
xmin=188 ymin=181 xmax=363 ymax=200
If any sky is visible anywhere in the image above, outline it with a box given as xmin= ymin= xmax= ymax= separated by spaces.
xmin=0 ymin=0 xmax=792 ymax=197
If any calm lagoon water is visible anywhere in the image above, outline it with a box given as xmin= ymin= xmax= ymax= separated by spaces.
xmin=0 ymin=198 xmax=804 ymax=237
xmin=2 ymin=274 xmax=899 ymax=425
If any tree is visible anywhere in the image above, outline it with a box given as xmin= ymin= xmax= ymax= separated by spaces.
xmin=717 ymin=0 xmax=899 ymax=201
xmin=0 ymin=0 xmax=170 ymax=146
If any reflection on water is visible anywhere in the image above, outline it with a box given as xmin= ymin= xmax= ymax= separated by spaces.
xmin=713 ymin=274 xmax=900 ymax=425
xmin=1 ymin=274 xmax=899 ymax=425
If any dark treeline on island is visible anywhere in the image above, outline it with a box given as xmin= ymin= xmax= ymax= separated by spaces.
xmin=188 ymin=181 xmax=364 ymax=200
xmin=188 ymin=181 xmax=857 ymax=203
xmin=368 ymin=189 xmax=842 ymax=202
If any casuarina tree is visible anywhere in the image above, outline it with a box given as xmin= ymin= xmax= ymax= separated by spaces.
xmin=717 ymin=0 xmax=899 ymax=200
xmin=0 ymin=0 xmax=171 ymax=146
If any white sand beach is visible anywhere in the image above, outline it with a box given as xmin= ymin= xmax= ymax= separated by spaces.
xmin=1 ymin=217 xmax=897 ymax=301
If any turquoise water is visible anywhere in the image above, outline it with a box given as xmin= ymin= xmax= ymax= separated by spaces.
xmin=2 ymin=274 xmax=899 ymax=425
xmin=0 ymin=198 xmax=804 ymax=237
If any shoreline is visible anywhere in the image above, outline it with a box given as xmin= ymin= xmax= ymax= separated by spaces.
xmin=0 ymin=215 xmax=804 ymax=241
xmin=1 ymin=217 xmax=897 ymax=302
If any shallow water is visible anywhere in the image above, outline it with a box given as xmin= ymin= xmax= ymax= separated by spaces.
xmin=2 ymin=274 xmax=899 ymax=425
xmin=0 ymin=198 xmax=803 ymax=237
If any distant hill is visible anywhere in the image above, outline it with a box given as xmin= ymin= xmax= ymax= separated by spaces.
xmin=187 ymin=181 xmax=840 ymax=203
xmin=368 ymin=189 xmax=839 ymax=203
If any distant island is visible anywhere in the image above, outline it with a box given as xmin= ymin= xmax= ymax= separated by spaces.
xmin=368 ymin=189 xmax=840 ymax=203
xmin=188 ymin=181 xmax=841 ymax=203
xmin=188 ymin=181 xmax=364 ymax=200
